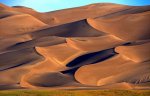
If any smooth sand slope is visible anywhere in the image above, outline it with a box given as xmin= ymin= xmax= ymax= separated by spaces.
xmin=0 ymin=14 xmax=48 ymax=37
xmin=0 ymin=3 xmax=150 ymax=90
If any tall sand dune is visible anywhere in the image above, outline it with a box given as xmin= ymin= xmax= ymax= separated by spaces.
xmin=87 ymin=11 xmax=150 ymax=41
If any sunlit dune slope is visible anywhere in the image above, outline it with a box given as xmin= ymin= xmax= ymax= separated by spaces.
xmin=0 ymin=3 xmax=150 ymax=90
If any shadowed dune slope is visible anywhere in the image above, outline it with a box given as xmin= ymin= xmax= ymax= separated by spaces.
xmin=0 ymin=3 xmax=150 ymax=90
xmin=0 ymin=34 xmax=32 ymax=52
xmin=20 ymin=72 xmax=75 ymax=88
xmin=29 ymin=20 xmax=105 ymax=39
xmin=0 ymin=48 xmax=43 ymax=71
xmin=0 ymin=10 xmax=22 ymax=19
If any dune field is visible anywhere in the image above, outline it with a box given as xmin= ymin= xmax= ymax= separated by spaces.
xmin=0 ymin=3 xmax=150 ymax=90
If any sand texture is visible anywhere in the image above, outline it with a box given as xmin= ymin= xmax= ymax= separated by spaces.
xmin=0 ymin=3 xmax=150 ymax=90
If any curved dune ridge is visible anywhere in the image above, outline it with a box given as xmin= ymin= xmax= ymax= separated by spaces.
xmin=0 ymin=3 xmax=150 ymax=90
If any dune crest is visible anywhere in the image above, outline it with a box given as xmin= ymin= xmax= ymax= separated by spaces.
xmin=0 ymin=3 xmax=150 ymax=90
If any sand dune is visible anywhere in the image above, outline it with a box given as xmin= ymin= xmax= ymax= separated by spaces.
xmin=115 ymin=42 xmax=150 ymax=62
xmin=0 ymin=3 xmax=11 ymax=10
xmin=0 ymin=10 xmax=22 ymax=19
xmin=0 ymin=3 xmax=150 ymax=90
xmin=36 ymin=43 xmax=85 ymax=66
xmin=87 ymin=11 xmax=150 ymax=41
xmin=75 ymin=55 xmax=150 ymax=86
xmin=20 ymin=72 xmax=74 ymax=88
xmin=99 ymin=82 xmax=133 ymax=89
xmin=0 ymin=14 xmax=48 ymax=37
xmin=5 ymin=36 xmax=66 ymax=52
xmin=29 ymin=20 xmax=104 ymax=39
xmin=66 ymin=35 xmax=125 ymax=52
xmin=0 ymin=34 xmax=32 ymax=52
xmin=0 ymin=66 xmax=30 ymax=85
xmin=0 ymin=48 xmax=43 ymax=71
xmin=43 ymin=3 xmax=130 ymax=26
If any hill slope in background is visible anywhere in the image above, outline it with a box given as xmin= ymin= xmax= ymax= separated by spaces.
xmin=0 ymin=3 xmax=150 ymax=90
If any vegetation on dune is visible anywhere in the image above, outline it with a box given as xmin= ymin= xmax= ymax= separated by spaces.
xmin=0 ymin=90 xmax=150 ymax=96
